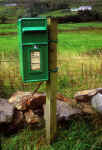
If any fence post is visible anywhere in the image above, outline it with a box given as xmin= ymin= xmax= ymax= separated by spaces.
xmin=45 ymin=18 xmax=57 ymax=144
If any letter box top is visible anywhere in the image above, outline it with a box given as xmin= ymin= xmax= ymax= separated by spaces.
xmin=18 ymin=17 xmax=47 ymax=32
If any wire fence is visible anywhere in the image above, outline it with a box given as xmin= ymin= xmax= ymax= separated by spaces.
xmin=0 ymin=58 xmax=37 ymax=98
xmin=0 ymin=55 xmax=102 ymax=98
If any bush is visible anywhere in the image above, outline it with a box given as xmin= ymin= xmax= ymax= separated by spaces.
xmin=0 ymin=10 xmax=8 ymax=24
xmin=78 ymin=10 xmax=100 ymax=22
xmin=0 ymin=15 xmax=8 ymax=24
xmin=56 ymin=10 xmax=102 ymax=23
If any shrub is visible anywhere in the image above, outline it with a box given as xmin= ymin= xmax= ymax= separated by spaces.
xmin=0 ymin=10 xmax=8 ymax=24
xmin=0 ymin=15 xmax=8 ymax=24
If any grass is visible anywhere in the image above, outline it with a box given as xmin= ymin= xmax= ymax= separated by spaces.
xmin=1 ymin=127 xmax=45 ymax=150
xmin=58 ymin=30 xmax=102 ymax=54
xmin=0 ymin=23 xmax=16 ymax=28
xmin=1 ymin=22 xmax=102 ymax=55
xmin=0 ymin=35 xmax=18 ymax=56
xmin=1 ymin=22 xmax=102 ymax=149
xmin=58 ymin=22 xmax=102 ymax=30
xmin=0 ymin=28 xmax=17 ymax=33
xmin=0 ymin=24 xmax=17 ymax=33
xmin=2 ymin=116 xmax=102 ymax=150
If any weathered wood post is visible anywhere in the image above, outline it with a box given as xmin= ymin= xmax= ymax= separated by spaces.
xmin=45 ymin=18 xmax=58 ymax=144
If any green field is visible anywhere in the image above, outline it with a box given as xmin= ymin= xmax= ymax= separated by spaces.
xmin=0 ymin=22 xmax=102 ymax=55
xmin=0 ymin=36 xmax=18 ymax=53
xmin=1 ymin=22 xmax=102 ymax=150
xmin=0 ymin=24 xmax=17 ymax=33
xmin=59 ymin=22 xmax=102 ymax=30
xmin=59 ymin=30 xmax=102 ymax=54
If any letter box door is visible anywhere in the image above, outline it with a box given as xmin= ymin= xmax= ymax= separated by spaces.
xmin=23 ymin=44 xmax=48 ymax=82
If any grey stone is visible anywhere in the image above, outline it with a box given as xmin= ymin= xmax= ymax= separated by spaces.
xmin=91 ymin=93 xmax=102 ymax=114
xmin=44 ymin=100 xmax=81 ymax=121
xmin=0 ymin=98 xmax=14 ymax=123
xmin=56 ymin=100 xmax=81 ymax=121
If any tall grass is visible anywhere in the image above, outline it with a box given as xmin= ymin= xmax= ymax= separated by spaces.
xmin=58 ymin=53 xmax=102 ymax=97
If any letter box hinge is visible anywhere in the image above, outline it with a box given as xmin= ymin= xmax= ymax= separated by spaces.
xmin=49 ymin=67 xmax=58 ymax=73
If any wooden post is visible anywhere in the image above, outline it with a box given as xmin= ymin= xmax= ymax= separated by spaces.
xmin=45 ymin=18 xmax=57 ymax=144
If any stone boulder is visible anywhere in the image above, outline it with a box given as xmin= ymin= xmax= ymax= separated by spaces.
xmin=8 ymin=91 xmax=77 ymax=111
xmin=8 ymin=91 xmax=81 ymax=123
xmin=0 ymin=98 xmax=14 ymax=123
xmin=91 ymin=93 xmax=102 ymax=114
xmin=44 ymin=100 xmax=81 ymax=121
xmin=56 ymin=100 xmax=81 ymax=121
xmin=8 ymin=91 xmax=99 ymax=127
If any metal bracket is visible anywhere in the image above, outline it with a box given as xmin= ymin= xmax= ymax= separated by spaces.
xmin=48 ymin=40 xmax=58 ymax=43
xmin=48 ymin=67 xmax=58 ymax=73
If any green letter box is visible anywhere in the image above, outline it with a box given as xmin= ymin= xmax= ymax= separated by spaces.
xmin=18 ymin=18 xmax=48 ymax=82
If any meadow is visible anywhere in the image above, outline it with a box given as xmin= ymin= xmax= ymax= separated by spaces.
xmin=1 ymin=22 xmax=102 ymax=149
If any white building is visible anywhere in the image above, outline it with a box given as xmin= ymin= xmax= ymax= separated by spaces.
xmin=5 ymin=3 xmax=17 ymax=7
xmin=71 ymin=6 xmax=92 ymax=12
xmin=78 ymin=6 xmax=92 ymax=11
